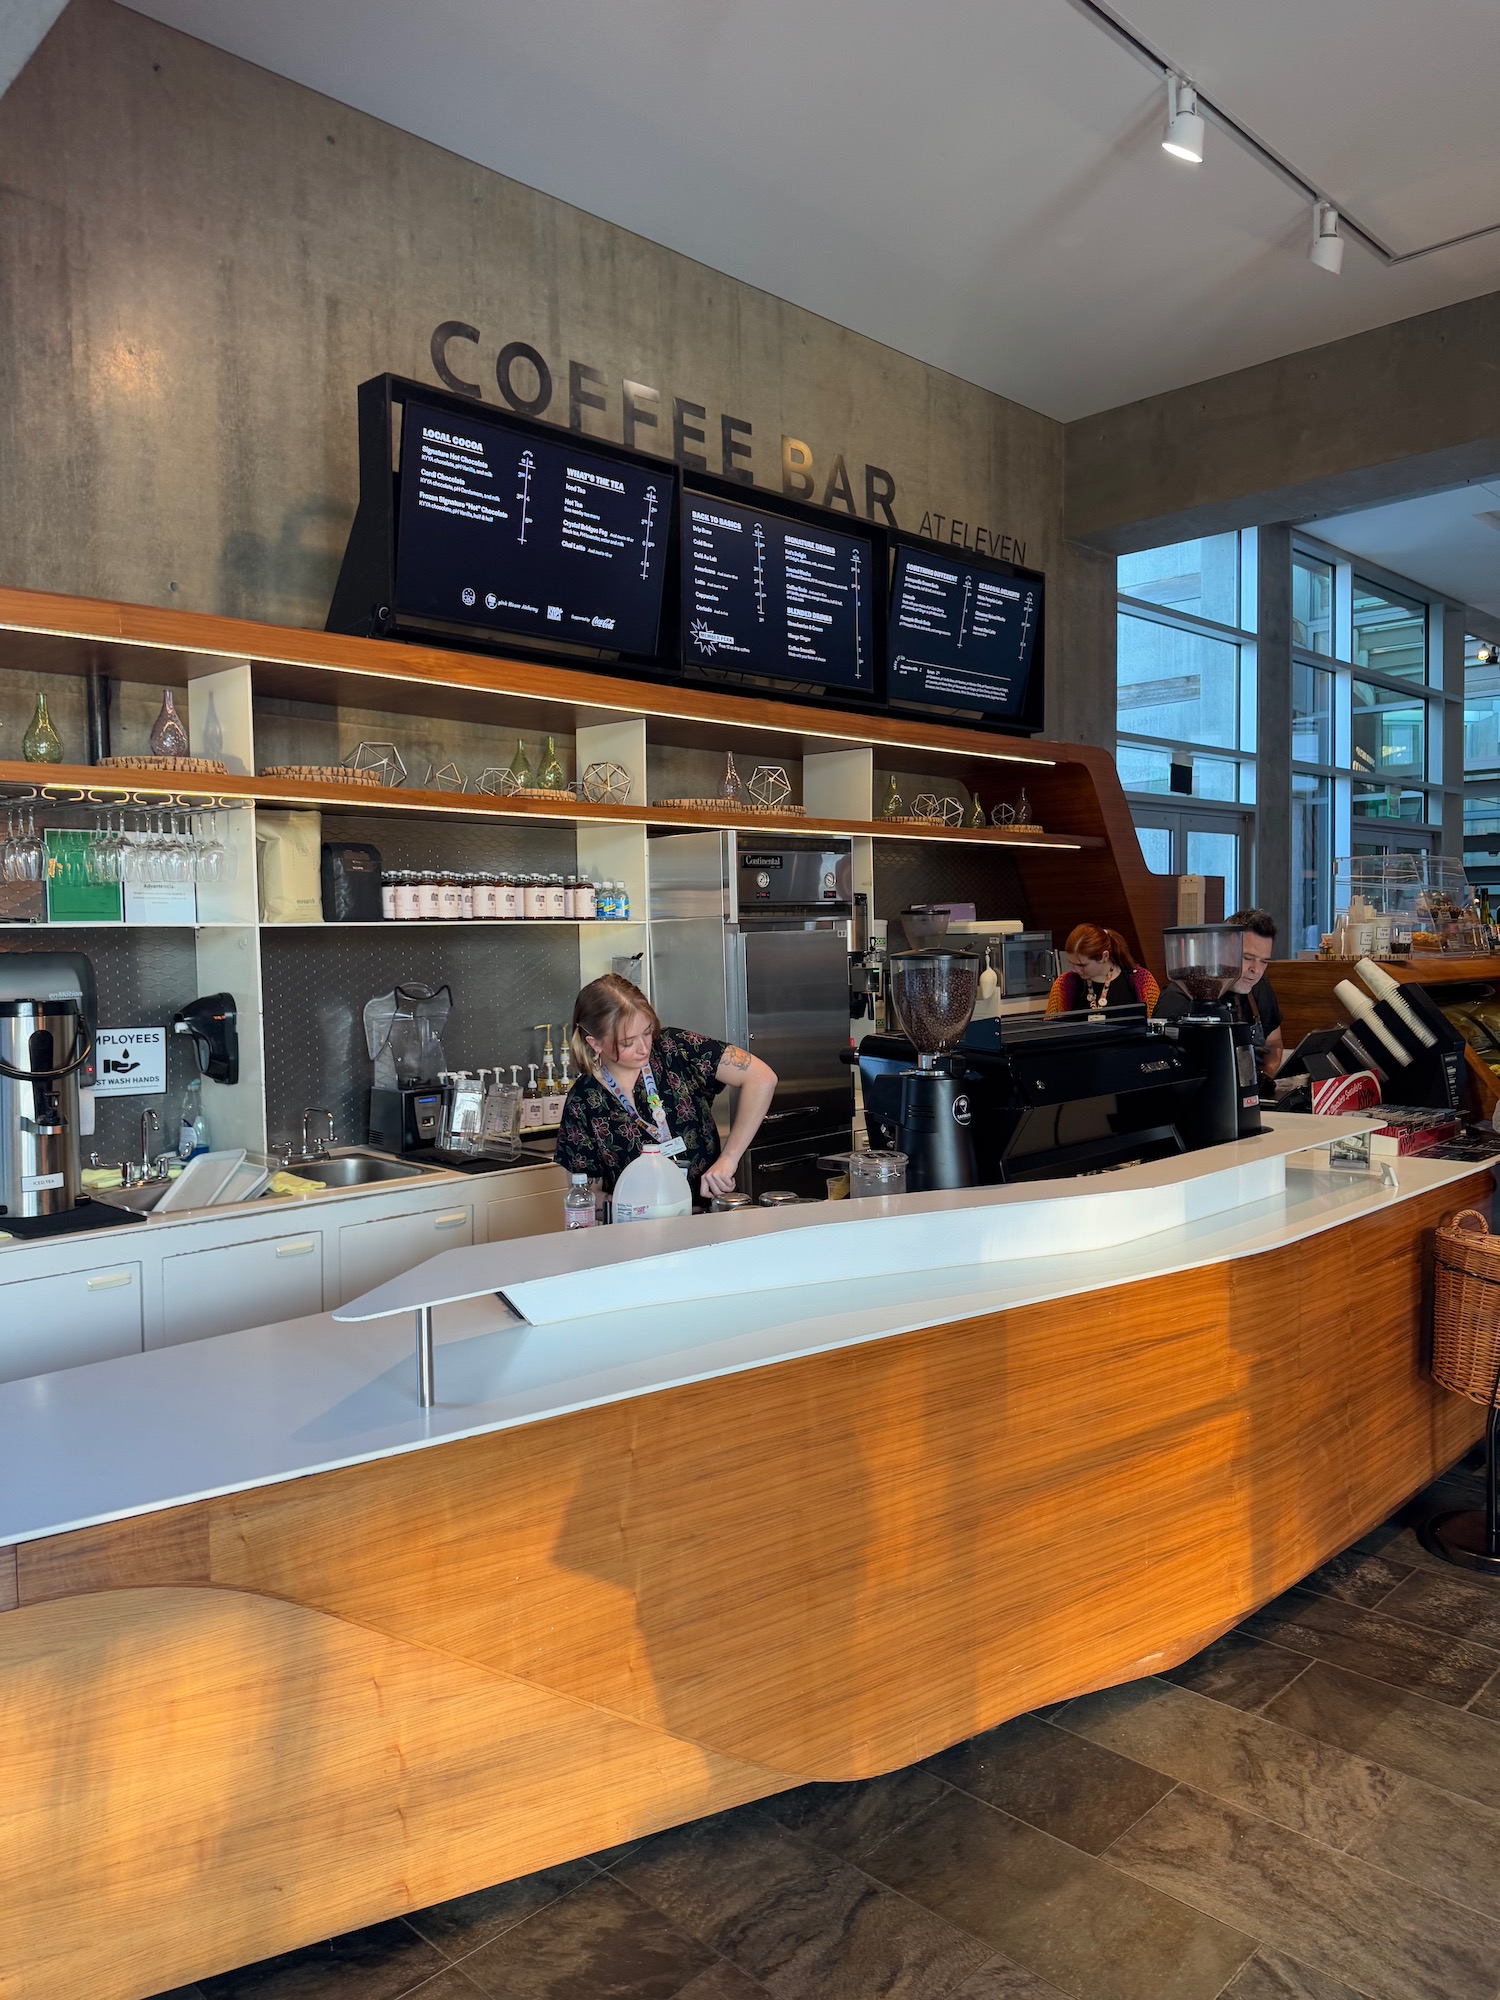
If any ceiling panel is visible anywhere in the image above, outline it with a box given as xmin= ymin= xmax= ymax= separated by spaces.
xmin=113 ymin=1 xmax=1500 ymax=418
xmin=1311 ymin=482 xmax=1500 ymax=621
xmin=1119 ymin=0 xmax=1500 ymax=251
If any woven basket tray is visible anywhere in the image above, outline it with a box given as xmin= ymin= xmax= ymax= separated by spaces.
xmin=262 ymin=764 xmax=383 ymax=788
xmin=663 ymin=798 xmax=808 ymax=817
xmin=1432 ymin=1208 xmax=1500 ymax=1405
xmin=98 ymin=754 xmax=227 ymax=775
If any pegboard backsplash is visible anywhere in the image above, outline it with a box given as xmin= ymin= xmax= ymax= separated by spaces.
xmin=258 ymin=926 xmax=581 ymax=1153
xmin=872 ymin=844 xmax=1030 ymax=928
xmin=313 ymin=812 xmax=576 ymax=877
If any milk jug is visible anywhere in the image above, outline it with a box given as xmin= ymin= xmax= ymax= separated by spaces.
xmin=612 ymin=1143 xmax=692 ymax=1222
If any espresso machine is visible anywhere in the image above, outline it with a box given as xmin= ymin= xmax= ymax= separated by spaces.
xmin=887 ymin=948 xmax=980 ymax=1191
xmin=1154 ymin=924 xmax=1263 ymax=1147
xmin=0 ymin=949 xmax=107 ymax=1230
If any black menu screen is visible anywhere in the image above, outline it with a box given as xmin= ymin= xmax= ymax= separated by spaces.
xmin=394 ymin=399 xmax=669 ymax=654
xmin=887 ymin=548 xmax=1041 ymax=718
xmin=681 ymin=494 xmax=874 ymax=693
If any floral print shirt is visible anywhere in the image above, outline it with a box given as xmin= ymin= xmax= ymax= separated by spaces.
xmin=555 ymin=1025 xmax=727 ymax=1192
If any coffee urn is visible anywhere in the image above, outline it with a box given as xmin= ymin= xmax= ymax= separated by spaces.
xmin=0 ymin=952 xmax=95 ymax=1220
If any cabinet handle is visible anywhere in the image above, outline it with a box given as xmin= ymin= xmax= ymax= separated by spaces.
xmin=433 ymin=1211 xmax=467 ymax=1229
xmin=85 ymin=1271 xmax=133 ymax=1292
xmin=276 ymin=1239 xmax=317 ymax=1258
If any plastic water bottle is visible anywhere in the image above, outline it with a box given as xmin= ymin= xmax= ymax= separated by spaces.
xmin=178 ymin=1076 xmax=210 ymax=1161
xmin=611 ymin=1144 xmax=691 ymax=1222
xmin=563 ymin=1172 xmax=595 ymax=1229
xmin=615 ymin=879 xmax=630 ymax=921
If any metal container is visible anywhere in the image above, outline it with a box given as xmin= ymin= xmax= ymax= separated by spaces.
xmin=0 ymin=997 xmax=90 ymax=1218
xmin=850 ymin=1149 xmax=908 ymax=1198
xmin=757 ymin=1189 xmax=804 ymax=1206
xmin=709 ymin=1191 xmax=752 ymax=1211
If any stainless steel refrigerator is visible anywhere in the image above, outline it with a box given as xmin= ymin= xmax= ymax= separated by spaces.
xmin=648 ymin=830 xmax=854 ymax=1200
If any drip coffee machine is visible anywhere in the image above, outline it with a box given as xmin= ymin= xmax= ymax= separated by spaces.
xmin=1158 ymin=924 xmax=1263 ymax=1147
xmin=0 ymin=949 xmax=118 ymax=1232
xmin=887 ymin=949 xmax=980 ymax=1191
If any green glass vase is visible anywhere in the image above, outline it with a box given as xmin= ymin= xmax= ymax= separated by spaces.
xmin=22 ymin=692 xmax=63 ymax=764
xmin=535 ymin=735 xmax=565 ymax=791
xmin=507 ymin=738 xmax=532 ymax=789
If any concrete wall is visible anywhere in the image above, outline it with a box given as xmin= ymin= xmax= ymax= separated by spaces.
xmin=0 ymin=0 xmax=1115 ymax=745
xmin=1064 ymin=291 xmax=1500 ymax=557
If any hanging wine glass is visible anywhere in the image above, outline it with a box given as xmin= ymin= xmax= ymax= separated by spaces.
xmin=197 ymin=808 xmax=226 ymax=884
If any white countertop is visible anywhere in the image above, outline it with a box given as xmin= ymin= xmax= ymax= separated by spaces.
xmin=0 ymin=1118 xmax=1489 ymax=1548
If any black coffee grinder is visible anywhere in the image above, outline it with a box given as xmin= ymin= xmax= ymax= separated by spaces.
xmin=888 ymin=949 xmax=980 ymax=1191
xmin=1159 ymin=924 xmax=1263 ymax=1148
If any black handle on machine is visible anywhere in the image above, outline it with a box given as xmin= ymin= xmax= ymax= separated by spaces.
xmin=0 ymin=1024 xmax=93 ymax=1083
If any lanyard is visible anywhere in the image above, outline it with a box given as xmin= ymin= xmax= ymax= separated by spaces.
xmin=597 ymin=1059 xmax=673 ymax=1145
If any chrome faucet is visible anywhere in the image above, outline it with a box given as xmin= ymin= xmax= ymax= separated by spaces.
xmin=125 ymin=1108 xmax=160 ymax=1186
xmin=298 ymin=1107 xmax=336 ymax=1161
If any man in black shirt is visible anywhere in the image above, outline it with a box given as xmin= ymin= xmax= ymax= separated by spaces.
xmin=1152 ymin=907 xmax=1284 ymax=1078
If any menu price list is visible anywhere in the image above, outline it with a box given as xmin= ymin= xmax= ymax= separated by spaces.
xmin=682 ymin=496 xmax=874 ymax=692
xmin=888 ymin=550 xmax=1039 ymax=716
xmin=395 ymin=400 xmax=667 ymax=654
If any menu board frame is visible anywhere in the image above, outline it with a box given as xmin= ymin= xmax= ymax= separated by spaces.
xmin=884 ymin=533 xmax=1047 ymax=736
xmin=677 ymin=469 xmax=887 ymax=715
xmin=327 ymin=374 xmax=682 ymax=668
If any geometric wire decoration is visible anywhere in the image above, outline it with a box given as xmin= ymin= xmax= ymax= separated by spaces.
xmin=912 ymin=792 xmax=965 ymax=827
xmin=424 ymin=762 xmax=468 ymax=793
xmin=991 ymin=787 xmax=1034 ymax=828
xmin=580 ymin=760 xmax=632 ymax=805
xmin=477 ymin=767 xmax=522 ymax=797
xmin=748 ymin=764 xmax=792 ymax=813
xmin=345 ymin=741 xmax=407 ymax=789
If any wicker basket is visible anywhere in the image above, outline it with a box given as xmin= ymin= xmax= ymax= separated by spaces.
xmin=1432 ymin=1209 xmax=1500 ymax=1406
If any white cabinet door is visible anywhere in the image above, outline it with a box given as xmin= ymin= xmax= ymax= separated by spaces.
xmin=0 ymin=1263 xmax=143 ymax=1383
xmin=486 ymin=1170 xmax=567 ymax=1244
xmin=161 ymin=1230 xmax=324 ymax=1345
xmin=336 ymin=1202 xmax=472 ymax=1303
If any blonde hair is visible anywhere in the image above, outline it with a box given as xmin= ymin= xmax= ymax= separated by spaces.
xmin=569 ymin=974 xmax=660 ymax=1077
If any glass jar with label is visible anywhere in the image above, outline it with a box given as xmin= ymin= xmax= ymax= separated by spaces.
xmin=475 ymin=874 xmax=499 ymax=920
xmin=545 ymin=873 xmax=568 ymax=919
xmin=417 ymin=871 xmax=442 ymax=921
xmin=380 ymin=872 xmax=397 ymax=920
xmin=573 ymin=876 xmax=597 ymax=921
xmin=496 ymin=871 xmax=520 ymax=920
xmin=393 ymin=871 xmax=421 ymax=921
xmin=522 ymin=873 xmax=549 ymax=920
xmin=437 ymin=872 xmax=462 ymax=921
xmin=457 ymin=874 xmax=475 ymax=921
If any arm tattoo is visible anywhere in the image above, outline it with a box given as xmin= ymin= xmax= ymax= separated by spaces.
xmin=722 ymin=1045 xmax=752 ymax=1073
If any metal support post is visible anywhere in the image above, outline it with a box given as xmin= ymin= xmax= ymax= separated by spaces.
xmin=415 ymin=1305 xmax=435 ymax=1408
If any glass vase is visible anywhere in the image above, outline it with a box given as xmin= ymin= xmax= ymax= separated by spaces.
xmin=880 ymin=775 xmax=903 ymax=820
xmin=718 ymin=752 xmax=742 ymax=803
xmin=507 ymin=738 xmax=532 ymax=789
xmin=149 ymin=689 xmax=189 ymax=758
xmin=22 ymin=692 xmax=63 ymax=764
xmin=536 ymin=735 xmax=565 ymax=791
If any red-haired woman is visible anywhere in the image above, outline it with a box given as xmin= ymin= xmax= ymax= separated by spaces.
xmin=1044 ymin=924 xmax=1160 ymax=1017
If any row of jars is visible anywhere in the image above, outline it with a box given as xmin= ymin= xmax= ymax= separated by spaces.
xmin=380 ymin=871 xmax=625 ymax=921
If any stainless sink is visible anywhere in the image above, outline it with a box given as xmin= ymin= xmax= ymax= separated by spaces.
xmin=92 ymin=1178 xmax=174 ymax=1215
xmin=284 ymin=1150 xmax=434 ymax=1188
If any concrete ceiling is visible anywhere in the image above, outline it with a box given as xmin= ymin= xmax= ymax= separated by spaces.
xmin=1310 ymin=482 xmax=1500 ymax=625
xmin=115 ymin=0 xmax=1500 ymax=420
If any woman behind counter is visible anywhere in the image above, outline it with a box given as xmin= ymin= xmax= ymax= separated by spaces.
xmin=1045 ymin=923 xmax=1161 ymax=1017
xmin=556 ymin=974 xmax=777 ymax=1199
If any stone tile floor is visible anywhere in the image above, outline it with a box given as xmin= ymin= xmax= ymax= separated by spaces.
xmin=151 ymin=1458 xmax=1500 ymax=2000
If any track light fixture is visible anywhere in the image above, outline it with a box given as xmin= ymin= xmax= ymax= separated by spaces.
xmin=1309 ymin=201 xmax=1345 ymax=275
xmin=1478 ymin=642 xmax=1499 ymax=666
xmin=1161 ymin=73 xmax=1204 ymax=163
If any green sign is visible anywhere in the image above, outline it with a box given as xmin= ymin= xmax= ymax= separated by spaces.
xmin=44 ymin=831 xmax=122 ymax=923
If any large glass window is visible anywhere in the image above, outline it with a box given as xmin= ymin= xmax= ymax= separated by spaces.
xmin=1117 ymin=533 xmax=1239 ymax=626
xmin=1114 ymin=742 xmax=1245 ymax=801
xmin=1293 ymin=661 xmax=1333 ymax=765
xmin=1466 ymin=635 xmax=1500 ymax=775
xmin=1353 ymin=779 xmax=1428 ymax=823
xmin=1292 ymin=551 xmax=1334 ymax=657
xmin=1117 ymin=615 xmax=1240 ymax=748
xmin=1352 ymin=578 xmax=1428 ymax=683
xmin=1291 ymin=774 xmax=1332 ymax=951
xmin=1352 ymin=680 xmax=1424 ymax=780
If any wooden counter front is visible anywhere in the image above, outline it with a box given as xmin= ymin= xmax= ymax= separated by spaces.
xmin=0 ymin=1175 xmax=1487 ymax=1999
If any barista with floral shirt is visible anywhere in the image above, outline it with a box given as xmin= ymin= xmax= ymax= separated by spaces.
xmin=556 ymin=974 xmax=778 ymax=1197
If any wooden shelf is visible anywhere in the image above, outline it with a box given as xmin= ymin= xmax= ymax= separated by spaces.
xmin=0 ymin=583 xmax=1054 ymax=772
xmin=0 ymin=763 xmax=1101 ymax=850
